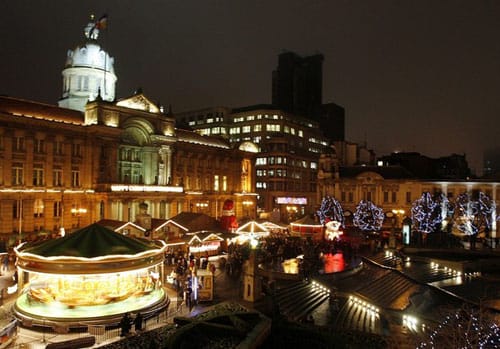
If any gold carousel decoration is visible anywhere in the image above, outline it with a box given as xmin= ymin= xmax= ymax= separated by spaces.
xmin=13 ymin=223 xmax=168 ymax=327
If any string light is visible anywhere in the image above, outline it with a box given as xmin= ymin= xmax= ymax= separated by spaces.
xmin=353 ymin=200 xmax=384 ymax=232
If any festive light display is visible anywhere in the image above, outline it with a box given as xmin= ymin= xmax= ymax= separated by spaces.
xmin=417 ymin=305 xmax=500 ymax=348
xmin=411 ymin=192 xmax=442 ymax=234
xmin=454 ymin=192 xmax=496 ymax=236
xmin=353 ymin=200 xmax=384 ymax=232
xmin=317 ymin=196 xmax=344 ymax=226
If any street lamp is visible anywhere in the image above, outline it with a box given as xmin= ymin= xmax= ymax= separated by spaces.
xmin=242 ymin=200 xmax=253 ymax=218
xmin=195 ymin=202 xmax=208 ymax=212
xmin=390 ymin=209 xmax=405 ymax=248
xmin=71 ymin=207 xmax=87 ymax=227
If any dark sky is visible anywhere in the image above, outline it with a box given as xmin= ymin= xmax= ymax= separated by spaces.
xmin=2 ymin=1 xmax=500 ymax=175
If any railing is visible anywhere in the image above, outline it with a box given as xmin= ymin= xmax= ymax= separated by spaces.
xmin=9 ymin=299 xmax=186 ymax=348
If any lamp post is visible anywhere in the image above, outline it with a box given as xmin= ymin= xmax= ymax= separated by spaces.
xmin=390 ymin=209 xmax=405 ymax=249
xmin=71 ymin=207 xmax=87 ymax=228
xmin=195 ymin=202 xmax=208 ymax=213
xmin=242 ymin=200 xmax=253 ymax=219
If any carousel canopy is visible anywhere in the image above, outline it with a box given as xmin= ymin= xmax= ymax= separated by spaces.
xmin=17 ymin=223 xmax=160 ymax=258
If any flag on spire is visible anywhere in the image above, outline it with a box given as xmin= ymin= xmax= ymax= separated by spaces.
xmin=95 ymin=14 xmax=108 ymax=30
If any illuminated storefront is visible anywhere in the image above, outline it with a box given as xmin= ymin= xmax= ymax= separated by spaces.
xmin=13 ymin=224 xmax=168 ymax=327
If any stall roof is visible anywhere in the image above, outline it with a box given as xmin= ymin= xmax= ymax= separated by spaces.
xmin=290 ymin=215 xmax=322 ymax=227
xmin=166 ymin=212 xmax=221 ymax=232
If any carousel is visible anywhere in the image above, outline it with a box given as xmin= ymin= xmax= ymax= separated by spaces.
xmin=13 ymin=223 xmax=169 ymax=329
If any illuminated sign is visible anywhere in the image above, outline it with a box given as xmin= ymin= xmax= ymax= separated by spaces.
xmin=111 ymin=185 xmax=183 ymax=193
xmin=275 ymin=197 xmax=307 ymax=205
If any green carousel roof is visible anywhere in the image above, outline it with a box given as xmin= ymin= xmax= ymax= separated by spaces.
xmin=19 ymin=223 xmax=160 ymax=258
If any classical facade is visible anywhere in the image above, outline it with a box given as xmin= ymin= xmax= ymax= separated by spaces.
xmin=0 ymin=16 xmax=256 ymax=246
xmin=318 ymin=148 xmax=499 ymax=236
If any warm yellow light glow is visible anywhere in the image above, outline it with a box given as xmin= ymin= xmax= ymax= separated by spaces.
xmin=111 ymin=185 xmax=183 ymax=192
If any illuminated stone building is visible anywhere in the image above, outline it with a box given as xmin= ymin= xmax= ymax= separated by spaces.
xmin=318 ymin=147 xmax=499 ymax=236
xmin=0 ymin=16 xmax=256 ymax=246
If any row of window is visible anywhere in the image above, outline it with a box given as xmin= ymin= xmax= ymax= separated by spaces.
xmin=256 ymin=157 xmax=318 ymax=169
xmin=233 ymin=114 xmax=281 ymax=123
xmin=10 ymin=163 xmax=80 ymax=187
xmin=228 ymin=124 xmax=306 ymax=137
xmin=13 ymin=200 xmax=85 ymax=219
xmin=3 ymin=136 xmax=82 ymax=156
xmin=256 ymin=181 xmax=316 ymax=192
xmin=177 ymin=175 xmax=229 ymax=192
xmin=339 ymin=191 xmax=413 ymax=204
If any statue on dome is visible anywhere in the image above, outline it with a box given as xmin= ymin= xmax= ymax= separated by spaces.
xmin=84 ymin=14 xmax=108 ymax=41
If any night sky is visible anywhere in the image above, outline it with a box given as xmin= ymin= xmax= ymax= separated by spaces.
xmin=2 ymin=1 xmax=500 ymax=175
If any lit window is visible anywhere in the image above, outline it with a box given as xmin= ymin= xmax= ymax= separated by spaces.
xmin=34 ymin=199 xmax=44 ymax=218
xmin=52 ymin=168 xmax=62 ymax=187
xmin=310 ymin=162 xmax=317 ymax=169
xmin=266 ymin=124 xmax=281 ymax=132
xmin=33 ymin=164 xmax=44 ymax=186
xmin=298 ymin=130 xmax=303 ymax=137
xmin=72 ymin=169 xmax=80 ymax=187
xmin=214 ymin=175 xmax=219 ymax=191
xmin=54 ymin=140 xmax=64 ymax=155
xmin=222 ymin=176 xmax=227 ymax=191
xmin=229 ymin=127 xmax=241 ymax=135
xmin=72 ymin=143 xmax=81 ymax=157
xmin=12 ymin=163 xmax=24 ymax=185
xmin=242 ymin=126 xmax=251 ymax=133
xmin=13 ymin=136 xmax=25 ymax=151
xmin=53 ymin=201 xmax=62 ymax=217
xmin=256 ymin=158 xmax=267 ymax=165
xmin=246 ymin=115 xmax=255 ymax=121
xmin=253 ymin=124 xmax=262 ymax=132
xmin=34 ymin=139 xmax=45 ymax=153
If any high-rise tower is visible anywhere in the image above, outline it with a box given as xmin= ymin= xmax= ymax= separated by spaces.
xmin=272 ymin=51 xmax=324 ymax=119
xmin=58 ymin=15 xmax=117 ymax=112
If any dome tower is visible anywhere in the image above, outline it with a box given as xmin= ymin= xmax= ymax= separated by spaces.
xmin=58 ymin=15 xmax=117 ymax=112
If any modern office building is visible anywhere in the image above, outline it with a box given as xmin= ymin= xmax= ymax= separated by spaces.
xmin=0 ymin=16 xmax=257 ymax=246
xmin=176 ymin=104 xmax=329 ymax=222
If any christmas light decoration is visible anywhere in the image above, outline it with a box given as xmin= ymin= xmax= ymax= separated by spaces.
xmin=454 ymin=192 xmax=496 ymax=236
xmin=411 ymin=192 xmax=442 ymax=234
xmin=353 ymin=200 xmax=384 ymax=232
xmin=417 ymin=305 xmax=500 ymax=348
xmin=317 ymin=196 xmax=345 ymax=227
